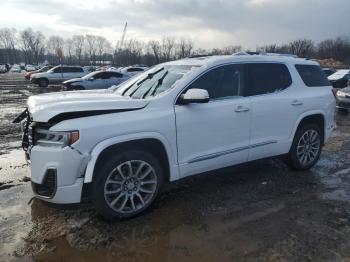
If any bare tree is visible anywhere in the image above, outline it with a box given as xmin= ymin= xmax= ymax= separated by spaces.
xmin=287 ymin=39 xmax=315 ymax=58
xmin=65 ymin=38 xmax=74 ymax=64
xmin=72 ymin=35 xmax=84 ymax=65
xmin=47 ymin=35 xmax=64 ymax=64
xmin=96 ymin=36 xmax=111 ymax=64
xmin=176 ymin=39 xmax=194 ymax=58
xmin=20 ymin=28 xmax=45 ymax=64
xmin=148 ymin=40 xmax=161 ymax=63
xmin=162 ymin=37 xmax=176 ymax=61
xmin=0 ymin=28 xmax=18 ymax=63
xmin=85 ymin=34 xmax=98 ymax=65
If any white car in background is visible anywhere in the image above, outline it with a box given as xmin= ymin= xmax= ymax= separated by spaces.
xmin=63 ymin=70 xmax=130 ymax=90
xmin=119 ymin=66 xmax=149 ymax=77
xmin=30 ymin=65 xmax=88 ymax=87
xmin=25 ymin=64 xmax=37 ymax=72
xmin=10 ymin=64 xmax=21 ymax=73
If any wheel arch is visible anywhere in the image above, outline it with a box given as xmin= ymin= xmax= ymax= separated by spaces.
xmin=291 ymin=111 xmax=326 ymax=145
xmin=83 ymin=133 xmax=179 ymax=184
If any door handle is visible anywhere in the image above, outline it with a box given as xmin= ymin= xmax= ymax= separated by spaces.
xmin=291 ymin=100 xmax=303 ymax=106
xmin=235 ymin=105 xmax=250 ymax=112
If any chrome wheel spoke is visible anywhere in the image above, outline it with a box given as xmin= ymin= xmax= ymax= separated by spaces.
xmin=296 ymin=129 xmax=320 ymax=166
xmin=104 ymin=160 xmax=158 ymax=214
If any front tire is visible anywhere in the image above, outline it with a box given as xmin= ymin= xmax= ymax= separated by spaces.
xmin=38 ymin=78 xmax=49 ymax=87
xmin=92 ymin=150 xmax=163 ymax=220
xmin=287 ymin=124 xmax=322 ymax=170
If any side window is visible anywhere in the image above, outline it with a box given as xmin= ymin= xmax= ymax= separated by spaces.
xmin=127 ymin=68 xmax=144 ymax=72
xmin=109 ymin=72 xmax=123 ymax=78
xmin=244 ymin=63 xmax=292 ymax=96
xmin=92 ymin=72 xmax=104 ymax=79
xmin=52 ymin=67 xmax=62 ymax=73
xmin=187 ymin=64 xmax=243 ymax=100
xmin=295 ymin=65 xmax=330 ymax=87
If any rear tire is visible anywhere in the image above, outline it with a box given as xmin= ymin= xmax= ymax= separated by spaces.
xmin=92 ymin=150 xmax=164 ymax=220
xmin=287 ymin=123 xmax=322 ymax=170
xmin=38 ymin=78 xmax=49 ymax=87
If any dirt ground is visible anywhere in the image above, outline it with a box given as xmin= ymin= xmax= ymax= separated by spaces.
xmin=1 ymin=72 xmax=350 ymax=262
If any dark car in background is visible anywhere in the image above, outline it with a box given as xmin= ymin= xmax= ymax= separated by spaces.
xmin=336 ymin=87 xmax=350 ymax=113
xmin=328 ymin=69 xmax=350 ymax=89
xmin=322 ymin=68 xmax=336 ymax=77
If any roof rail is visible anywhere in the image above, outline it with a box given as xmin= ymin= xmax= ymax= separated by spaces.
xmin=232 ymin=51 xmax=298 ymax=58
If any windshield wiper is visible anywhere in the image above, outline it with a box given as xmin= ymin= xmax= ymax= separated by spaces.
xmin=142 ymin=70 xmax=168 ymax=99
xmin=121 ymin=67 xmax=164 ymax=96
xmin=137 ymin=67 xmax=164 ymax=86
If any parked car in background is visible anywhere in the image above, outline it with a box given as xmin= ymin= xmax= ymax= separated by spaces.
xmin=63 ymin=70 xmax=130 ymax=90
xmin=25 ymin=64 xmax=37 ymax=72
xmin=25 ymin=66 xmax=53 ymax=80
xmin=10 ymin=64 xmax=21 ymax=73
xmin=328 ymin=69 xmax=350 ymax=89
xmin=0 ymin=64 xmax=8 ymax=73
xmin=14 ymin=54 xmax=336 ymax=219
xmin=322 ymin=68 xmax=336 ymax=77
xmin=30 ymin=65 xmax=88 ymax=87
xmin=119 ymin=66 xmax=148 ymax=77
xmin=336 ymin=87 xmax=350 ymax=113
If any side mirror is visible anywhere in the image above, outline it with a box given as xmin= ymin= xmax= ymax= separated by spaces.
xmin=88 ymin=77 xmax=94 ymax=81
xmin=178 ymin=88 xmax=209 ymax=105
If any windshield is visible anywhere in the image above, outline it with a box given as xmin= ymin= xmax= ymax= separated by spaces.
xmin=82 ymin=71 xmax=99 ymax=79
xmin=115 ymin=65 xmax=198 ymax=99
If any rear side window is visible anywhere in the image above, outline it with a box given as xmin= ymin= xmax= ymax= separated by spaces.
xmin=295 ymin=65 xmax=330 ymax=87
xmin=243 ymin=63 xmax=292 ymax=96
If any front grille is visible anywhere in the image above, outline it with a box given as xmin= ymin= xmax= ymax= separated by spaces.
xmin=32 ymin=169 xmax=57 ymax=198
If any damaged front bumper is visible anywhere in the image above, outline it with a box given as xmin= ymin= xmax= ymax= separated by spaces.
xmin=30 ymin=145 xmax=89 ymax=204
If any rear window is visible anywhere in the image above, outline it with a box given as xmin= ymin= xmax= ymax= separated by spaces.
xmin=295 ymin=65 xmax=330 ymax=87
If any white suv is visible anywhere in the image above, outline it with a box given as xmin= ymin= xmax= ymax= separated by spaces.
xmin=30 ymin=65 xmax=88 ymax=87
xmin=14 ymin=54 xmax=336 ymax=219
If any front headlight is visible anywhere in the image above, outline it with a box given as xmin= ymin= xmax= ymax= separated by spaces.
xmin=337 ymin=91 xmax=346 ymax=97
xmin=34 ymin=129 xmax=79 ymax=147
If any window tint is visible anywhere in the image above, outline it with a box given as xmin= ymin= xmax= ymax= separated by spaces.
xmin=187 ymin=65 xmax=242 ymax=100
xmin=244 ymin=63 xmax=292 ymax=96
xmin=295 ymin=65 xmax=330 ymax=87
xmin=52 ymin=67 xmax=62 ymax=73
xmin=127 ymin=68 xmax=144 ymax=72
xmin=108 ymin=72 xmax=123 ymax=78
xmin=92 ymin=72 xmax=104 ymax=79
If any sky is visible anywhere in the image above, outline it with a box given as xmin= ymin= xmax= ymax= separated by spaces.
xmin=0 ymin=0 xmax=349 ymax=49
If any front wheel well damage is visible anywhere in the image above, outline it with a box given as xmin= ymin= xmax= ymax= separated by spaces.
xmin=92 ymin=138 xmax=170 ymax=184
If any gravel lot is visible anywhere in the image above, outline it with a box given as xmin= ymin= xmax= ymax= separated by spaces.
xmin=1 ymin=72 xmax=350 ymax=262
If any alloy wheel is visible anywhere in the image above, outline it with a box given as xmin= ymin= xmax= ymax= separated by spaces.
xmin=104 ymin=160 xmax=158 ymax=214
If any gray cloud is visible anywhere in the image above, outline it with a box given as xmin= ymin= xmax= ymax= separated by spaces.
xmin=1 ymin=0 xmax=349 ymax=49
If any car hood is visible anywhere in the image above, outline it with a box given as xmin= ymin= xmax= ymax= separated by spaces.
xmin=30 ymin=72 xmax=47 ymax=79
xmin=27 ymin=89 xmax=148 ymax=123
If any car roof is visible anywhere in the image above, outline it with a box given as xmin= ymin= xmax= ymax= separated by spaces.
xmin=164 ymin=54 xmax=319 ymax=68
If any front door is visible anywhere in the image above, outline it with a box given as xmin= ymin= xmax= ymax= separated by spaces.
xmin=175 ymin=64 xmax=251 ymax=178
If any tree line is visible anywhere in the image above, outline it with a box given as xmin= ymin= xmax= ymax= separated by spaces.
xmin=0 ymin=27 xmax=349 ymax=67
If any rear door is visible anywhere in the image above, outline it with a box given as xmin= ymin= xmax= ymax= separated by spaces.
xmin=244 ymin=63 xmax=301 ymax=161
xmin=175 ymin=64 xmax=252 ymax=177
